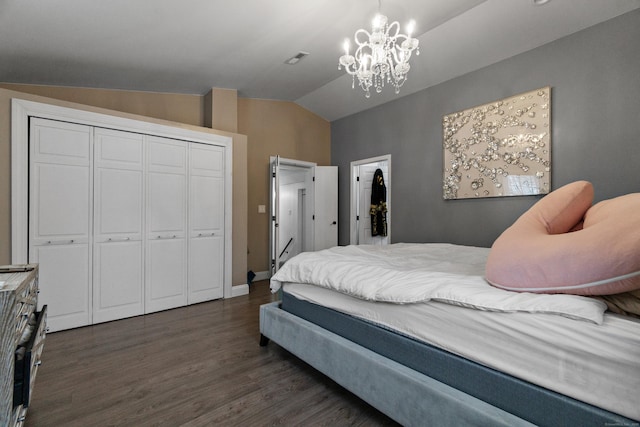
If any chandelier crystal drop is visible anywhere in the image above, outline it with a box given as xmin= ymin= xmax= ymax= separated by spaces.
xmin=338 ymin=13 xmax=419 ymax=98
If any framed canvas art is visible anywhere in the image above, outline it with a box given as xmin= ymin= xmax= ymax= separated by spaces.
xmin=443 ymin=87 xmax=551 ymax=199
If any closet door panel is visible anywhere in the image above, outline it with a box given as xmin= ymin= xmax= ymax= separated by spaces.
xmin=188 ymin=144 xmax=224 ymax=304
xmin=147 ymin=239 xmax=187 ymax=306
xmin=190 ymin=175 xmax=223 ymax=233
xmin=95 ymin=129 xmax=144 ymax=167
xmin=146 ymin=137 xmax=187 ymax=313
xmin=93 ymin=241 xmax=143 ymax=323
xmin=95 ymin=168 xmax=143 ymax=238
xmin=31 ymin=120 xmax=91 ymax=165
xmin=148 ymin=172 xmax=187 ymax=234
xmin=148 ymin=136 xmax=186 ymax=172
xmin=31 ymin=163 xmax=91 ymax=244
xmin=29 ymin=118 xmax=92 ymax=332
xmin=31 ymin=238 xmax=91 ymax=331
xmin=93 ymin=129 xmax=144 ymax=323
xmin=189 ymin=236 xmax=223 ymax=302
xmin=191 ymin=144 xmax=223 ymax=175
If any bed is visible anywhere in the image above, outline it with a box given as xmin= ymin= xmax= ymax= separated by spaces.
xmin=259 ymin=243 xmax=640 ymax=426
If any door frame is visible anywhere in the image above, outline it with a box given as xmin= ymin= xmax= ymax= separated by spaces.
xmin=11 ymin=98 xmax=235 ymax=298
xmin=350 ymin=154 xmax=391 ymax=245
xmin=269 ymin=156 xmax=316 ymax=276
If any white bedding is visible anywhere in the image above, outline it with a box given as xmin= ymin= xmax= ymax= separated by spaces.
xmin=271 ymin=243 xmax=607 ymax=324
xmin=283 ymin=282 xmax=640 ymax=421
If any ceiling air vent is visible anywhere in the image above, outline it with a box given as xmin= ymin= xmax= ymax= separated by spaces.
xmin=284 ymin=51 xmax=309 ymax=65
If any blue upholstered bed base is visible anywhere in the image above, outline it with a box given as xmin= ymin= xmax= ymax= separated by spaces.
xmin=259 ymin=301 xmax=533 ymax=427
xmin=259 ymin=294 xmax=635 ymax=426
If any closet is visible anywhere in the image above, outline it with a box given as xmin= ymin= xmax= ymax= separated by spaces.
xmin=24 ymin=111 xmax=230 ymax=332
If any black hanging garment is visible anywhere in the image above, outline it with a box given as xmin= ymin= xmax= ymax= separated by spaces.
xmin=370 ymin=168 xmax=387 ymax=237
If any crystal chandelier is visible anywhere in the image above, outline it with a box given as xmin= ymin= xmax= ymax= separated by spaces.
xmin=338 ymin=11 xmax=419 ymax=98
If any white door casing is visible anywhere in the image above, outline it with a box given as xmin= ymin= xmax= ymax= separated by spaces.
xmin=350 ymin=155 xmax=391 ymax=245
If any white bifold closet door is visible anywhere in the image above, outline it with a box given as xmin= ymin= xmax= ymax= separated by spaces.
xmin=93 ymin=128 xmax=145 ymax=323
xmin=28 ymin=117 xmax=227 ymax=331
xmin=145 ymin=136 xmax=188 ymax=313
xmin=29 ymin=118 xmax=93 ymax=331
xmin=188 ymin=143 xmax=225 ymax=303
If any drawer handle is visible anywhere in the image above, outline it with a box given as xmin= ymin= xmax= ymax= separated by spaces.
xmin=157 ymin=235 xmax=177 ymax=239
xmin=107 ymin=237 xmax=131 ymax=242
xmin=197 ymin=232 xmax=216 ymax=237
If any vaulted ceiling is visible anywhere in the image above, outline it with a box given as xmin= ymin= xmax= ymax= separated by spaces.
xmin=1 ymin=0 xmax=638 ymax=121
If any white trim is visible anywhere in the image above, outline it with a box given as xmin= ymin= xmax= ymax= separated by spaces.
xmin=350 ymin=154 xmax=391 ymax=245
xmin=11 ymin=98 xmax=235 ymax=299
xmin=231 ymin=284 xmax=249 ymax=297
xmin=11 ymin=100 xmax=30 ymax=264
xmin=271 ymin=156 xmax=316 ymax=169
xmin=253 ymin=270 xmax=271 ymax=282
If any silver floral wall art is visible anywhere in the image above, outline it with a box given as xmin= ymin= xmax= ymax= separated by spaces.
xmin=443 ymin=87 xmax=551 ymax=199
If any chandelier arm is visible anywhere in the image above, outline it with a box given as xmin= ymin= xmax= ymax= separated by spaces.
xmin=386 ymin=20 xmax=401 ymax=38
xmin=390 ymin=46 xmax=412 ymax=65
xmin=396 ymin=33 xmax=411 ymax=42
xmin=343 ymin=63 xmax=358 ymax=76
xmin=354 ymin=29 xmax=372 ymax=46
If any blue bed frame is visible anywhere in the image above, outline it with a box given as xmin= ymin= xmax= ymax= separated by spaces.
xmin=259 ymin=294 xmax=636 ymax=427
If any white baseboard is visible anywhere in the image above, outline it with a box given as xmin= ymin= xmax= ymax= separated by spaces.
xmin=231 ymin=284 xmax=249 ymax=297
xmin=253 ymin=270 xmax=270 ymax=282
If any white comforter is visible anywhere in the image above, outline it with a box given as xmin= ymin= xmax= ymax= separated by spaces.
xmin=271 ymin=243 xmax=607 ymax=324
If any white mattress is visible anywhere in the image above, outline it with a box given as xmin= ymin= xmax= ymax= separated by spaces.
xmin=283 ymin=282 xmax=640 ymax=421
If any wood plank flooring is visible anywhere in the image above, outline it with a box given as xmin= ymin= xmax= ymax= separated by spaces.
xmin=24 ymin=281 xmax=399 ymax=426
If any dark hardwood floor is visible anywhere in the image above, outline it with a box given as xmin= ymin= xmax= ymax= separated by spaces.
xmin=24 ymin=281 xmax=399 ymax=426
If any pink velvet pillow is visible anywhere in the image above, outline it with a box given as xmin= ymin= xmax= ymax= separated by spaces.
xmin=486 ymin=181 xmax=640 ymax=295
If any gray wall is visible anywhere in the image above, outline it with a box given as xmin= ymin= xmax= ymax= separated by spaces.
xmin=331 ymin=9 xmax=640 ymax=248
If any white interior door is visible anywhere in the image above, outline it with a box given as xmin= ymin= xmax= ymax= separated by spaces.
xmin=313 ymin=166 xmax=338 ymax=251
xmin=350 ymin=155 xmax=391 ymax=245
xmin=29 ymin=118 xmax=93 ymax=331
xmin=188 ymin=143 xmax=225 ymax=304
xmin=93 ymin=128 xmax=144 ymax=323
xmin=146 ymin=136 xmax=187 ymax=313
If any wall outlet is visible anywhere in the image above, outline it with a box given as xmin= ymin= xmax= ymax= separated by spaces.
xmin=258 ymin=205 xmax=266 ymax=213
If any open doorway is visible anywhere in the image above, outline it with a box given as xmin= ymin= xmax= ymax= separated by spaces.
xmin=350 ymin=155 xmax=391 ymax=245
xmin=269 ymin=156 xmax=337 ymax=276
xmin=277 ymin=165 xmax=313 ymax=264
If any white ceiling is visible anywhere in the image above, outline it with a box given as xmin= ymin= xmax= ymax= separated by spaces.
xmin=1 ymin=0 xmax=638 ymax=121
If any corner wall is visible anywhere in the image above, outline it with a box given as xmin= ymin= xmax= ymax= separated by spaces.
xmin=238 ymin=98 xmax=331 ymax=274
xmin=0 ymin=84 xmax=331 ymax=280
xmin=331 ymin=9 xmax=640 ymax=247
xmin=0 ymin=87 xmax=248 ymax=287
